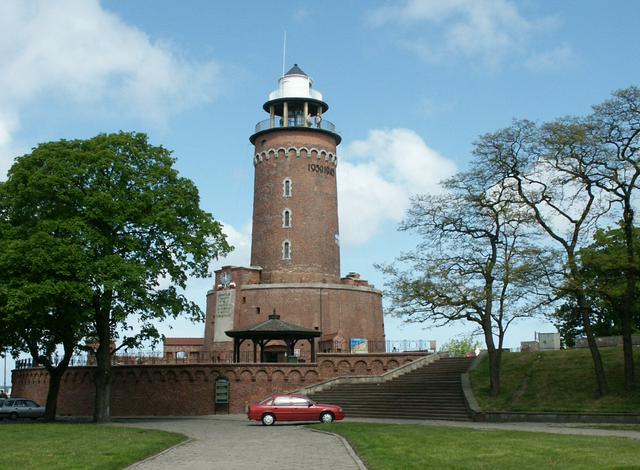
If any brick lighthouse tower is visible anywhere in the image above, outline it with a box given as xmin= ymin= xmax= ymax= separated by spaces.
xmin=203 ymin=65 xmax=385 ymax=361
xmin=250 ymin=64 xmax=340 ymax=284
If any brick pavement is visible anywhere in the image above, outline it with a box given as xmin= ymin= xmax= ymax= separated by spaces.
xmin=119 ymin=415 xmax=364 ymax=470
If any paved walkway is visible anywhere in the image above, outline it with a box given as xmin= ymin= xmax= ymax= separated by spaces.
xmin=118 ymin=415 xmax=640 ymax=470
xmin=118 ymin=415 xmax=363 ymax=470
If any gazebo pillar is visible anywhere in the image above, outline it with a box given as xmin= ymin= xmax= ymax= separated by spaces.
xmin=253 ymin=341 xmax=258 ymax=363
xmin=259 ymin=340 xmax=266 ymax=363
xmin=309 ymin=338 xmax=316 ymax=362
xmin=233 ymin=337 xmax=239 ymax=363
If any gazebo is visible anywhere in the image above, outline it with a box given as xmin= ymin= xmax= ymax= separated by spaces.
xmin=225 ymin=310 xmax=322 ymax=363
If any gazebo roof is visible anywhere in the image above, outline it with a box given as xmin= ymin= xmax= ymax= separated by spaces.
xmin=225 ymin=311 xmax=321 ymax=340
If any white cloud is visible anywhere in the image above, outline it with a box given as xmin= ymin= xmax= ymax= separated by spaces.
xmin=525 ymin=45 xmax=575 ymax=72
xmin=338 ymin=129 xmax=456 ymax=246
xmin=211 ymin=221 xmax=252 ymax=271
xmin=369 ymin=0 xmax=560 ymax=69
xmin=0 ymin=0 xmax=222 ymax=179
xmin=0 ymin=111 xmax=22 ymax=178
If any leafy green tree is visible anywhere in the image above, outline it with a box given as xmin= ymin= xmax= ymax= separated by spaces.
xmin=379 ymin=167 xmax=552 ymax=396
xmin=0 ymin=132 xmax=231 ymax=422
xmin=440 ymin=335 xmax=482 ymax=357
xmin=552 ymin=227 xmax=640 ymax=347
xmin=589 ymin=87 xmax=640 ymax=390
xmin=0 ymin=172 xmax=94 ymax=420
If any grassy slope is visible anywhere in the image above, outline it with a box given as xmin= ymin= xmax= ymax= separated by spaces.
xmin=469 ymin=346 xmax=640 ymax=412
xmin=0 ymin=424 xmax=186 ymax=470
xmin=311 ymin=423 xmax=640 ymax=470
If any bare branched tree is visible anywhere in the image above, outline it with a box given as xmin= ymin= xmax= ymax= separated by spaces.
xmin=378 ymin=167 xmax=553 ymax=396
xmin=477 ymin=119 xmax=610 ymax=396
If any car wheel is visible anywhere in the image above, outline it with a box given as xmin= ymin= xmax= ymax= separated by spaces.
xmin=9 ymin=412 xmax=18 ymax=421
xmin=320 ymin=412 xmax=334 ymax=424
xmin=261 ymin=413 xmax=275 ymax=426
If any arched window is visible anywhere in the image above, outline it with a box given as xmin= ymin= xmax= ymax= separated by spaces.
xmin=283 ymin=178 xmax=292 ymax=197
xmin=283 ymin=209 xmax=292 ymax=228
xmin=282 ymin=240 xmax=291 ymax=260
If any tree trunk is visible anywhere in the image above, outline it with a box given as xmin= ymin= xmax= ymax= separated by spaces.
xmin=576 ymin=290 xmax=608 ymax=396
xmin=621 ymin=207 xmax=636 ymax=391
xmin=93 ymin=340 xmax=112 ymax=422
xmin=620 ymin=304 xmax=635 ymax=391
xmin=487 ymin=346 xmax=500 ymax=397
xmin=44 ymin=367 xmax=64 ymax=421
xmin=483 ymin=318 xmax=500 ymax=396
xmin=93 ymin=357 xmax=111 ymax=423
xmin=28 ymin=342 xmax=73 ymax=422
xmin=567 ymin=252 xmax=608 ymax=396
xmin=93 ymin=301 xmax=112 ymax=423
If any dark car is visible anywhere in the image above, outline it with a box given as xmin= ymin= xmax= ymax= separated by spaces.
xmin=0 ymin=398 xmax=45 ymax=420
xmin=247 ymin=393 xmax=345 ymax=426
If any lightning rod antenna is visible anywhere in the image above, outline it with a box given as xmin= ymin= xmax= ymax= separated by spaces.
xmin=282 ymin=31 xmax=287 ymax=78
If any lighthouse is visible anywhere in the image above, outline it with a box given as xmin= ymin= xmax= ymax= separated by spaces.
xmin=203 ymin=65 xmax=385 ymax=360
xmin=250 ymin=64 xmax=341 ymax=284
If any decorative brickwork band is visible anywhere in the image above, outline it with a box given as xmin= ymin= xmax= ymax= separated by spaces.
xmin=255 ymin=146 xmax=337 ymax=165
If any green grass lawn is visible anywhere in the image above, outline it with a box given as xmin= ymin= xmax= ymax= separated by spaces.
xmin=310 ymin=422 xmax=640 ymax=470
xmin=0 ymin=423 xmax=186 ymax=470
xmin=469 ymin=346 xmax=640 ymax=412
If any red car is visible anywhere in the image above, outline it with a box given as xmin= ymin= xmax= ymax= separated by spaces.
xmin=247 ymin=393 xmax=345 ymax=426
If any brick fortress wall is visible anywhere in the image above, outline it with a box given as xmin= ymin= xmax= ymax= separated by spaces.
xmin=11 ymin=353 xmax=426 ymax=416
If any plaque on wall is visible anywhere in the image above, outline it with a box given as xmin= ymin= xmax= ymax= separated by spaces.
xmin=350 ymin=338 xmax=368 ymax=354
xmin=213 ymin=290 xmax=236 ymax=342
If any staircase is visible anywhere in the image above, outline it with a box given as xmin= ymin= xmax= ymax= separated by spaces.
xmin=308 ymin=357 xmax=474 ymax=421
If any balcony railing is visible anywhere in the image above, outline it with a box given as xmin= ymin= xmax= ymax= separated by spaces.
xmin=254 ymin=117 xmax=337 ymax=134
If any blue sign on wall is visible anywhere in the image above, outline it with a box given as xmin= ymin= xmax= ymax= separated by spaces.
xmin=350 ymin=338 xmax=368 ymax=354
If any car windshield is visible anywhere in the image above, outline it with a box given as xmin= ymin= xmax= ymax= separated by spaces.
xmin=258 ymin=397 xmax=274 ymax=405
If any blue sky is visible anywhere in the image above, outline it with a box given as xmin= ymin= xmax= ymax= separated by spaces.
xmin=1 ymin=0 xmax=639 ymax=384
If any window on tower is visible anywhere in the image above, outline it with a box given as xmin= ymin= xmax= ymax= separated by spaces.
xmin=283 ymin=178 xmax=292 ymax=197
xmin=282 ymin=240 xmax=291 ymax=260
xmin=283 ymin=209 xmax=292 ymax=228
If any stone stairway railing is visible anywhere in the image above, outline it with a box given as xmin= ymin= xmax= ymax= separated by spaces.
xmin=296 ymin=352 xmax=447 ymax=396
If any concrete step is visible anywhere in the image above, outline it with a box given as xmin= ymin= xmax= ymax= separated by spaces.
xmin=308 ymin=356 xmax=474 ymax=422
xmin=314 ymin=396 xmax=466 ymax=403
xmin=327 ymin=392 xmax=467 ymax=399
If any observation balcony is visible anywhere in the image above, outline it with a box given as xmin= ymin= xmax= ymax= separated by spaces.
xmin=250 ymin=116 xmax=341 ymax=144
